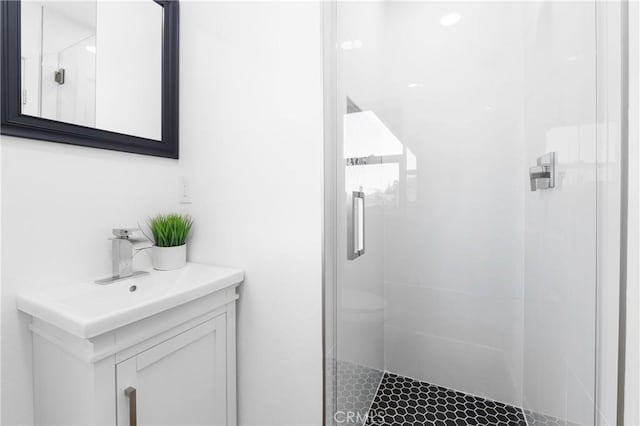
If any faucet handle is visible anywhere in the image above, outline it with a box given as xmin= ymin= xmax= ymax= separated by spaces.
xmin=112 ymin=228 xmax=139 ymax=239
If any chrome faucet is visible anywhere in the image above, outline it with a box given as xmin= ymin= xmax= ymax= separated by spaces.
xmin=96 ymin=228 xmax=150 ymax=284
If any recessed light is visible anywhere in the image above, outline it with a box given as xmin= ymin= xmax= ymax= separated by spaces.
xmin=340 ymin=40 xmax=363 ymax=50
xmin=440 ymin=13 xmax=461 ymax=27
xmin=86 ymin=45 xmax=96 ymax=53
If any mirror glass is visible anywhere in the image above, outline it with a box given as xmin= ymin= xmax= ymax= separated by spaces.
xmin=20 ymin=0 xmax=162 ymax=140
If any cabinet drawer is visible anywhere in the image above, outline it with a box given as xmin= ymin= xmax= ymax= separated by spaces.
xmin=116 ymin=315 xmax=227 ymax=426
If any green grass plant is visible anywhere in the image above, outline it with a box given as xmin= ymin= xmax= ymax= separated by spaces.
xmin=148 ymin=213 xmax=193 ymax=247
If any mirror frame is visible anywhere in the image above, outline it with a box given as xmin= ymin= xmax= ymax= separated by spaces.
xmin=0 ymin=0 xmax=179 ymax=159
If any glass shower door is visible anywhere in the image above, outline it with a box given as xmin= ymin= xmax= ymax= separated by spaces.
xmin=335 ymin=105 xmax=394 ymax=426
xmin=328 ymin=2 xmax=599 ymax=426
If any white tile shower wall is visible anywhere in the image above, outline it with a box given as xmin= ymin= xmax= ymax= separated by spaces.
xmin=370 ymin=2 xmax=527 ymax=407
xmin=522 ymin=2 xmax=597 ymax=424
xmin=1 ymin=2 xmax=324 ymax=425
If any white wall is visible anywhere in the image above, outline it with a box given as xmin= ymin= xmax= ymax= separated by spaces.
xmin=168 ymin=2 xmax=324 ymax=425
xmin=1 ymin=2 xmax=324 ymax=425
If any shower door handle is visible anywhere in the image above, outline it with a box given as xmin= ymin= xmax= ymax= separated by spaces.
xmin=348 ymin=191 xmax=365 ymax=260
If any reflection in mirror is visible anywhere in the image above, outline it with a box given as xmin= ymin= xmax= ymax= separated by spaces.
xmin=21 ymin=1 xmax=96 ymax=126
xmin=20 ymin=0 xmax=162 ymax=140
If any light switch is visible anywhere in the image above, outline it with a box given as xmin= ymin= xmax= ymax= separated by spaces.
xmin=179 ymin=176 xmax=192 ymax=204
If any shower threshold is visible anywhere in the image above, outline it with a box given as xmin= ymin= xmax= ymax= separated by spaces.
xmin=363 ymin=372 xmax=571 ymax=426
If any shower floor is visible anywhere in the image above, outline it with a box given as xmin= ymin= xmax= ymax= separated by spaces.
xmin=364 ymin=372 xmax=541 ymax=426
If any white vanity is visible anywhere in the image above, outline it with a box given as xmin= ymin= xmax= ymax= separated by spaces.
xmin=17 ymin=263 xmax=243 ymax=426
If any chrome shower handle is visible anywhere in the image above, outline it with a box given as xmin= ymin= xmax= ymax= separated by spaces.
xmin=529 ymin=165 xmax=550 ymax=176
xmin=347 ymin=191 xmax=365 ymax=260
xmin=529 ymin=152 xmax=556 ymax=192
xmin=529 ymin=165 xmax=551 ymax=191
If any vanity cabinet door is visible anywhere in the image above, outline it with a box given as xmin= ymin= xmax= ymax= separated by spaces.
xmin=116 ymin=315 xmax=228 ymax=426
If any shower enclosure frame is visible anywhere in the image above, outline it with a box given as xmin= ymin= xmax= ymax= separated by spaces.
xmin=321 ymin=1 xmax=629 ymax=425
xmin=322 ymin=2 xmax=339 ymax=425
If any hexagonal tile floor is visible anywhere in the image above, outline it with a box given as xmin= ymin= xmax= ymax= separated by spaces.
xmin=337 ymin=360 xmax=385 ymax=426
xmin=364 ymin=372 xmax=527 ymax=426
xmin=524 ymin=410 xmax=579 ymax=426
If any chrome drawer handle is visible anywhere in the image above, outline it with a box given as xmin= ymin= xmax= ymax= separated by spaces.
xmin=124 ymin=387 xmax=137 ymax=426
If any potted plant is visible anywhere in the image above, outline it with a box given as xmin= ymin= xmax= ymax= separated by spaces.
xmin=148 ymin=213 xmax=193 ymax=271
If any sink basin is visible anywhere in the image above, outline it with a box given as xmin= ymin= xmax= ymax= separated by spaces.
xmin=17 ymin=262 xmax=244 ymax=338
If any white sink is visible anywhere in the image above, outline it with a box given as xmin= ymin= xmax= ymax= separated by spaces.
xmin=17 ymin=262 xmax=244 ymax=338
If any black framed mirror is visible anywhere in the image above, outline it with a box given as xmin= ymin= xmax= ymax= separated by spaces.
xmin=1 ymin=0 xmax=179 ymax=159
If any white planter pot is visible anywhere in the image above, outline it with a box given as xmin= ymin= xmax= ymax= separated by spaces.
xmin=152 ymin=244 xmax=187 ymax=271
